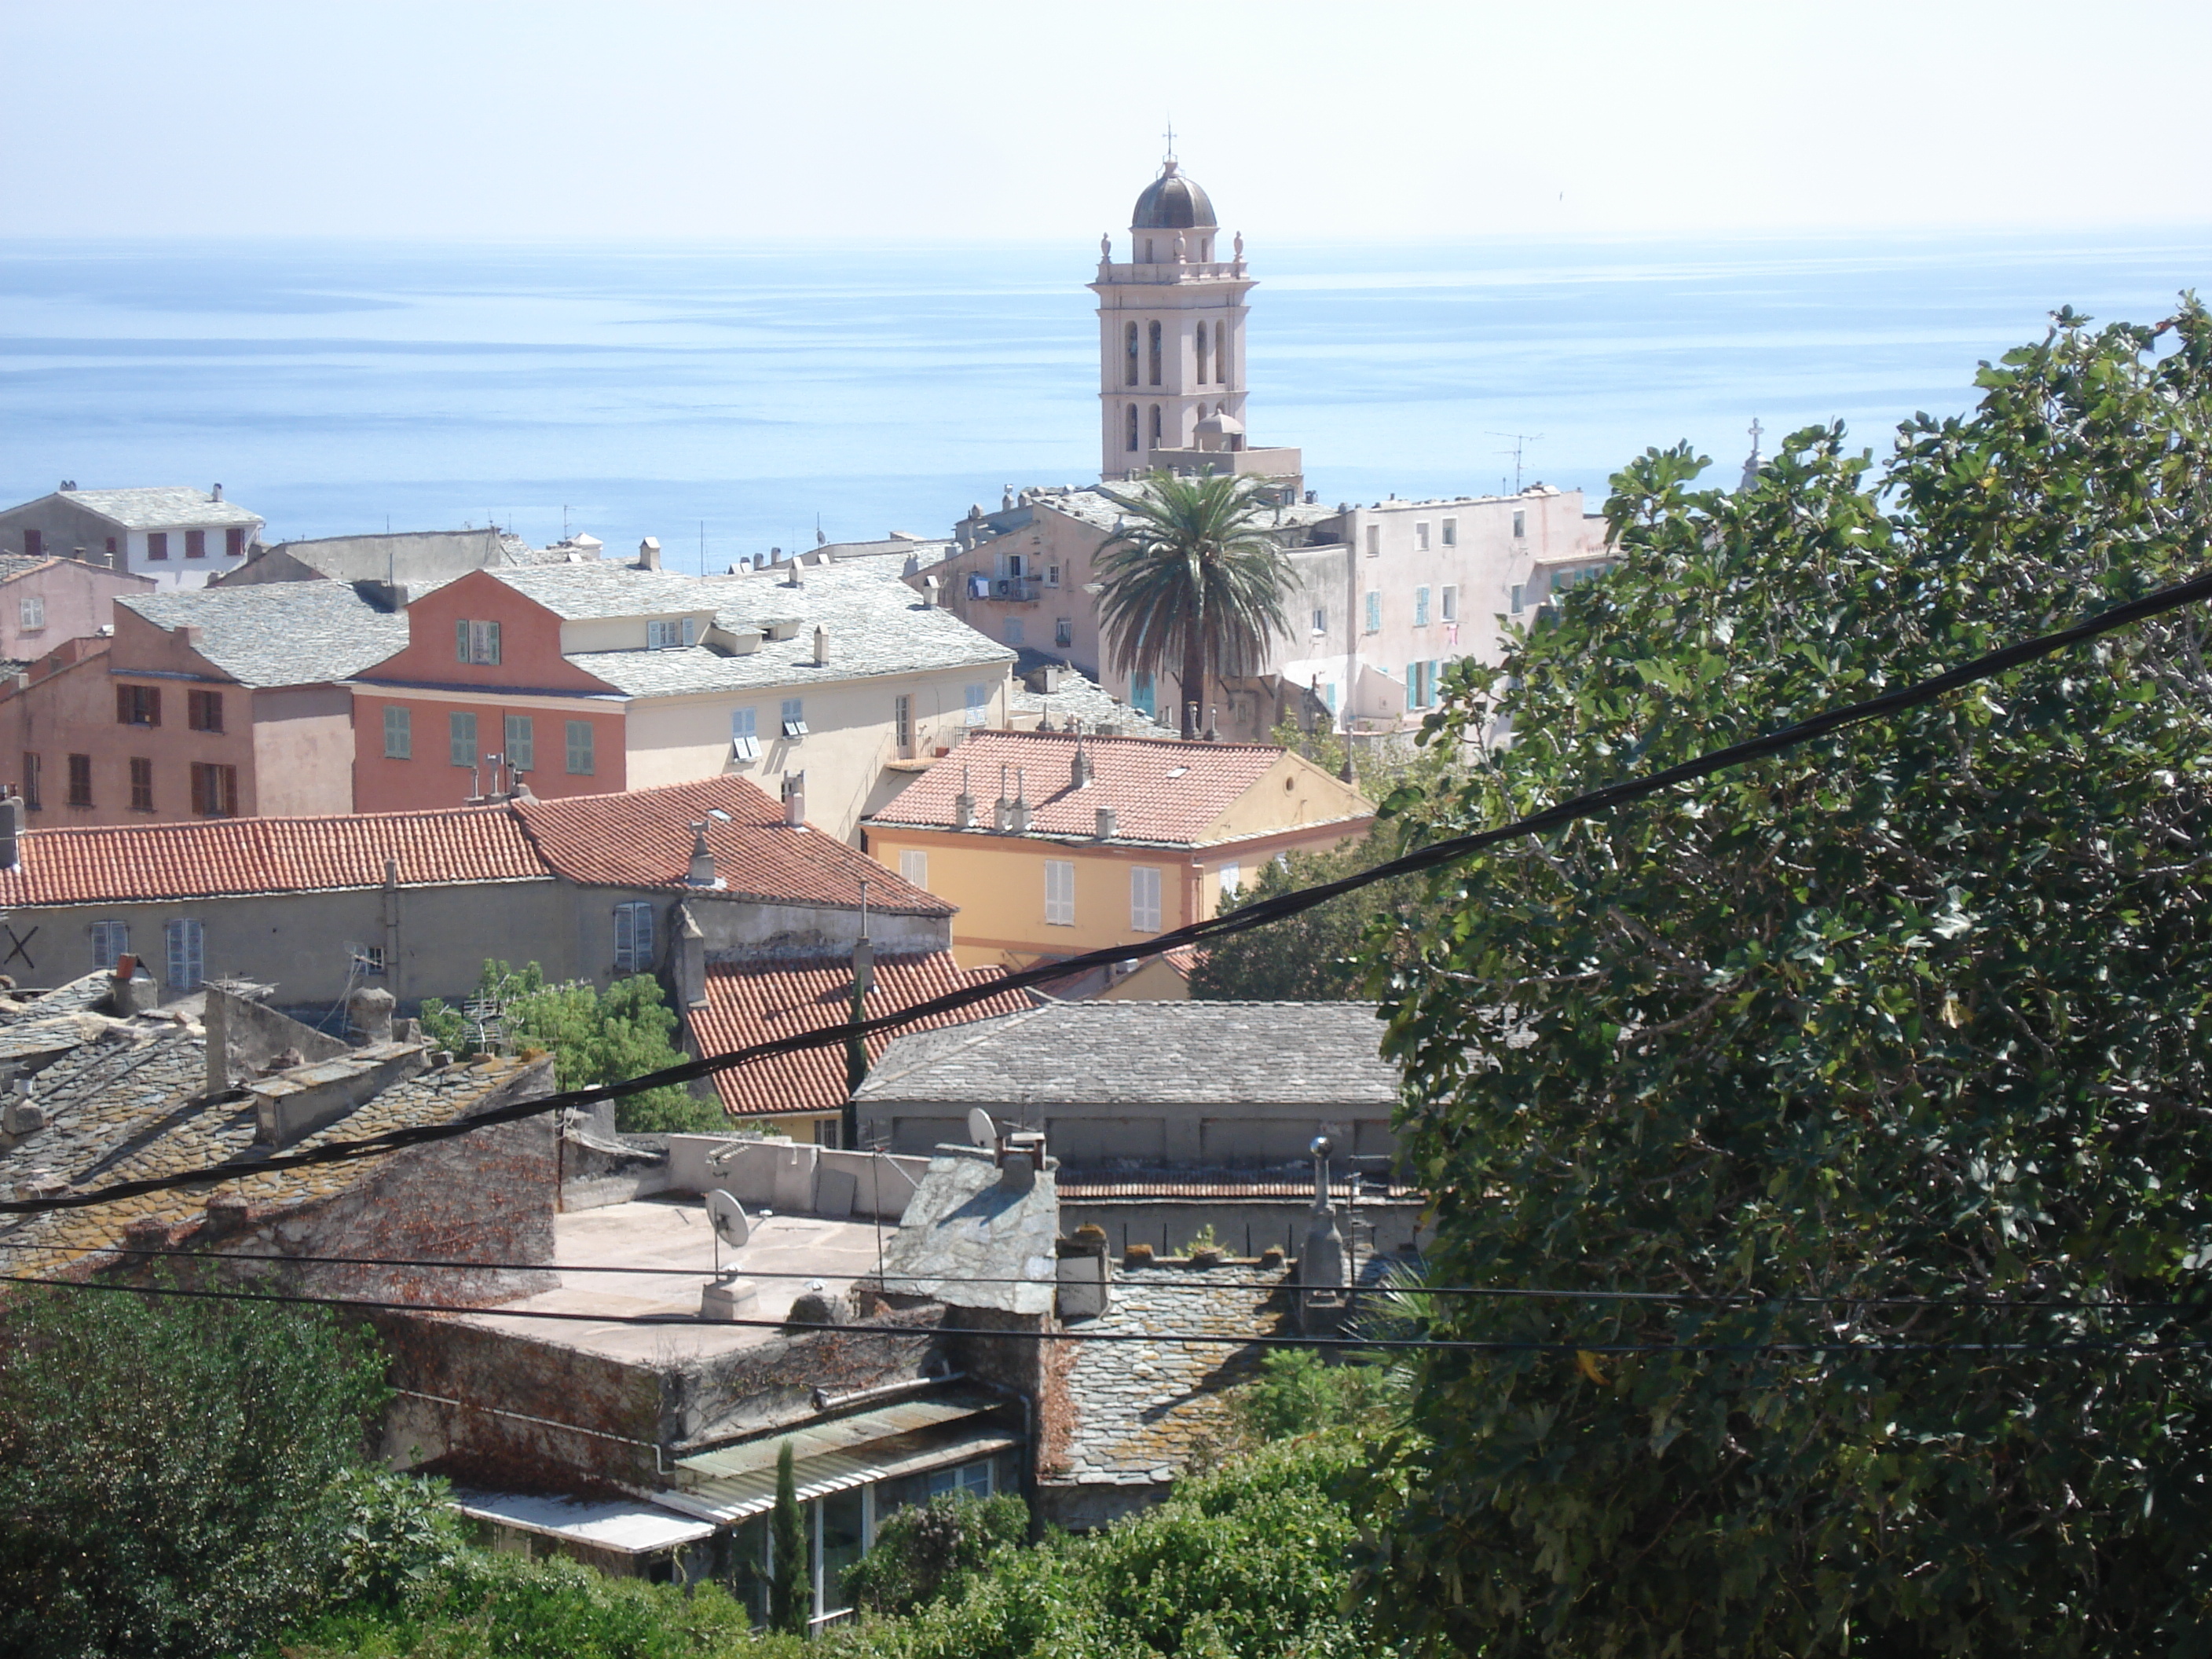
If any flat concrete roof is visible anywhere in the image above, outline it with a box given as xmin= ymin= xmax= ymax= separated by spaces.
xmin=459 ymin=1196 xmax=895 ymax=1364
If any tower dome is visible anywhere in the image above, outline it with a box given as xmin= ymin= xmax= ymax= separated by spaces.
xmin=1131 ymin=159 xmax=1217 ymax=230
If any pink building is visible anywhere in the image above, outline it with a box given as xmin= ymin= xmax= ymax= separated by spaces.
xmin=0 ymin=554 xmax=156 ymax=665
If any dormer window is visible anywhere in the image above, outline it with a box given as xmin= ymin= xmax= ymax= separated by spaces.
xmin=456 ymin=619 xmax=501 ymax=665
xmin=648 ymin=617 xmax=698 ymax=650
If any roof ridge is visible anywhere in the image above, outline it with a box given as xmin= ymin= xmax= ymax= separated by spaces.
xmin=15 ymin=794 xmax=518 ymax=847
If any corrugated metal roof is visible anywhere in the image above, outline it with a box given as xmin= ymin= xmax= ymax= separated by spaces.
xmin=677 ymin=1390 xmax=998 ymax=1481
xmin=660 ymin=1422 xmax=1018 ymax=1525
xmin=449 ymin=1489 xmax=716 ymax=1555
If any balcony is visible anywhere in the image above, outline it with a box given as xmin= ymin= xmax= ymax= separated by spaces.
xmin=962 ymin=577 xmax=1042 ymax=604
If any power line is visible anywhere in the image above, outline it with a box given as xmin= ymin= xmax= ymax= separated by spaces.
xmin=5 ymin=1273 xmax=2203 ymax=1359
xmin=5 ymin=559 xmax=2211 ymax=1224
xmin=0 ymin=1237 xmax=2194 ymax=1316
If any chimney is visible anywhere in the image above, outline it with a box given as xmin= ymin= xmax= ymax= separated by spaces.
xmin=813 ymin=624 xmax=831 ymax=666
xmin=347 ymin=986 xmax=395 ymax=1046
xmin=953 ymin=762 xmax=975 ymax=830
xmin=685 ymin=820 xmax=717 ymax=886
xmin=2 ymin=1076 xmax=45 ymax=1140
xmin=1009 ymin=767 xmax=1031 ymax=833
xmin=0 ymin=793 xmax=22 ymax=870
xmin=920 ymin=573 xmax=939 ymax=609
xmin=1070 ymin=737 xmax=1093 ymax=789
xmin=204 ymin=985 xmax=232 ymax=1095
xmin=638 ymin=537 xmax=661 ymax=571
xmin=211 ymin=483 xmax=223 ymax=502
xmin=782 ymin=771 xmax=808 ymax=830
xmin=1094 ymin=804 xmax=1116 ymax=840
xmin=994 ymin=764 xmax=1013 ymax=832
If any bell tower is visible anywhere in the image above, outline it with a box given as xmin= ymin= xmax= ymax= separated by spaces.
xmin=1089 ymin=143 xmax=1256 ymax=482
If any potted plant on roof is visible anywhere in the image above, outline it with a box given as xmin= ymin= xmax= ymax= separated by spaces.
xmin=1186 ymin=1224 xmax=1225 ymax=1269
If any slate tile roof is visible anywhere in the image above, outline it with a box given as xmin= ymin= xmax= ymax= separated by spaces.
xmin=122 ymin=582 xmax=410 ymax=687
xmin=0 ymin=554 xmax=55 ymax=585
xmin=865 ymin=729 xmax=1350 ymax=848
xmin=687 ymin=950 xmax=1034 ymax=1118
xmin=514 ymin=775 xmax=949 ymax=915
xmin=1007 ymin=651 xmax=1175 ymax=740
xmin=852 ymin=1001 xmax=1397 ymax=1109
xmin=0 ymin=775 xmax=943 ymax=914
xmin=0 ymin=976 xmax=543 ymax=1275
xmin=53 ymin=487 xmax=264 ymax=530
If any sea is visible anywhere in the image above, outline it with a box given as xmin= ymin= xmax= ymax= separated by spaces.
xmin=1 ymin=229 xmax=2207 ymax=566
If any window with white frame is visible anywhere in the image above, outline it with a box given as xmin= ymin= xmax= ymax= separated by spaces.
xmin=164 ymin=917 xmax=204 ymax=991
xmin=1311 ymin=606 xmax=1327 ymax=634
xmin=781 ymin=697 xmax=808 ymax=738
xmin=383 ymin=705 xmax=411 ymax=759
xmin=1044 ymin=859 xmax=1075 ymax=926
xmin=925 ymin=1459 xmax=994 ymax=1501
xmin=613 ymin=902 xmax=654 ymax=973
xmin=90 ymin=920 xmax=127 ymax=971
xmin=1441 ymin=517 xmax=1458 ymax=547
xmin=731 ymin=706 xmax=759 ymax=762
xmin=1130 ymin=866 xmax=1162 ymax=932
xmin=1415 ymin=521 xmax=1430 ymax=551
xmin=899 ymin=848 xmax=928 ymax=889
xmin=456 ymin=618 xmax=501 ymax=665
xmin=1512 ymin=510 xmax=1526 ymax=539
xmin=18 ymin=595 xmax=44 ymax=632
xmin=647 ymin=617 xmax=698 ymax=650
xmin=964 ymin=684 xmax=990 ymax=727
xmin=1365 ymin=525 xmax=1381 ymax=558
xmin=1511 ymin=584 xmax=1525 ymax=613
xmin=1441 ymin=585 xmax=1458 ymax=623
xmin=1218 ymin=863 xmax=1241 ymax=898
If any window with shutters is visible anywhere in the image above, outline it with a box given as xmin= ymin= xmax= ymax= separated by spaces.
xmin=184 ymin=530 xmax=207 ymax=559
xmin=17 ymin=595 xmax=43 ymax=632
xmin=1055 ymin=617 xmax=1073 ymax=647
xmin=1126 ymin=404 xmax=1139 ymax=452
xmin=1148 ymin=320 xmax=1163 ymax=386
xmin=455 ymin=619 xmax=501 ymax=665
xmin=115 ymin=684 xmax=160 ymax=727
xmin=1124 ymin=320 xmax=1138 ymax=386
xmin=1044 ymin=860 xmax=1075 ymax=927
xmin=146 ymin=533 xmax=168 ymax=560
xmin=731 ymin=706 xmax=758 ymax=762
xmin=1414 ymin=586 xmax=1431 ymax=627
xmin=187 ymin=689 xmax=223 ymax=732
xmin=1364 ymin=591 xmax=1381 ymax=634
xmin=780 ymin=698 xmax=807 ymax=739
xmin=892 ymin=695 xmax=911 ymax=756
xmin=128 ymin=757 xmax=154 ymax=812
xmin=565 ymin=720 xmax=595 ymax=775
xmin=383 ymin=705 xmax=412 ymax=759
xmin=964 ymin=684 xmax=989 ymax=727
xmin=504 ymin=713 xmax=534 ymax=773
xmin=1004 ymin=617 xmax=1024 ymax=646
xmin=20 ymin=751 xmax=39 ymax=811
xmin=1130 ymin=672 xmax=1155 ymax=717
xmin=899 ymin=849 xmax=927 ymax=889
xmin=449 ymin=711 xmax=477 ymax=768
xmin=1130 ymin=866 xmax=1162 ymax=933
xmin=190 ymin=762 xmax=237 ymax=817
xmin=613 ymin=902 xmax=654 ymax=973
xmin=90 ymin=920 xmax=127 ymax=972
xmin=225 ymin=526 xmax=246 ymax=557
xmin=23 ymin=529 xmax=41 ymax=558
xmin=165 ymin=918 xmax=205 ymax=991
xmin=66 ymin=753 xmax=91 ymax=807
xmin=646 ymin=618 xmax=698 ymax=650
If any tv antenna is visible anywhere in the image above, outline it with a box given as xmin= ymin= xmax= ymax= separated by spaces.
xmin=1489 ymin=432 xmax=1544 ymax=494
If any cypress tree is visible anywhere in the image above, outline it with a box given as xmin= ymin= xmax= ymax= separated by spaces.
xmin=768 ymin=1440 xmax=811 ymax=1635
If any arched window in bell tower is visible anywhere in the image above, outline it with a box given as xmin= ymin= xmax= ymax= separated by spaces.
xmin=1124 ymin=321 xmax=1138 ymax=386
xmin=1149 ymin=405 xmax=1163 ymax=447
xmin=1147 ymin=320 xmax=1162 ymax=387
xmin=1126 ymin=404 xmax=1139 ymax=452
xmin=1195 ymin=322 xmax=1209 ymax=386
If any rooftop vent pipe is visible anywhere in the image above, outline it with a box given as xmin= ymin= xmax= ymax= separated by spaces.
xmin=211 ymin=483 xmax=223 ymax=502
xmin=782 ymin=771 xmax=808 ymax=830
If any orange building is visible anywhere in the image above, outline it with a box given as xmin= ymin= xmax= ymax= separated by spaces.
xmin=860 ymin=729 xmax=1372 ymax=976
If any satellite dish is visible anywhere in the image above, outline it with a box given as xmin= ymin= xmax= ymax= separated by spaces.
xmin=706 ymin=1188 xmax=751 ymax=1251
xmin=967 ymin=1108 xmax=998 ymax=1149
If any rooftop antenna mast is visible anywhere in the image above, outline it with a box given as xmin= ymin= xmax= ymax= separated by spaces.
xmin=1488 ymin=432 xmax=1544 ymax=494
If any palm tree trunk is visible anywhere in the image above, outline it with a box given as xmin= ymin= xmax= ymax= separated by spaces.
xmin=1180 ymin=617 xmax=1206 ymax=739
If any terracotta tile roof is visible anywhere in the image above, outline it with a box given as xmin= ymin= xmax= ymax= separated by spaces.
xmin=0 ymin=776 xmax=949 ymax=915
xmin=689 ymin=950 xmax=1035 ymax=1118
xmin=865 ymin=729 xmax=1353 ymax=848
xmin=0 ymin=800 xmax=547 ymax=906
xmin=515 ymin=775 xmax=949 ymax=916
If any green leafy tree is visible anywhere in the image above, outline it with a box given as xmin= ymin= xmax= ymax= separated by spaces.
xmin=840 ymin=1492 xmax=1027 ymax=1617
xmin=1096 ymin=470 xmax=1294 ymax=738
xmin=1366 ymin=302 xmax=2212 ymax=1654
xmin=769 ymin=1441 xmax=811 ymax=1637
xmin=420 ymin=960 xmax=721 ymax=1133
xmin=0 ymin=1286 xmax=386 ymax=1659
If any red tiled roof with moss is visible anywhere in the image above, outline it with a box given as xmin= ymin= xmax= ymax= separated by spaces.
xmin=689 ymin=950 xmax=1034 ymax=1118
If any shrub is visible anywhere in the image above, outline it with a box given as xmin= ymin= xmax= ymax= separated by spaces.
xmin=842 ymin=1492 xmax=1027 ymax=1616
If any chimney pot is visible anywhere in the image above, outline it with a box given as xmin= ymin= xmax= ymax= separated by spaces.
xmin=686 ymin=821 xmax=718 ymax=886
xmin=1095 ymin=804 xmax=1117 ymax=840
xmin=813 ymin=624 xmax=831 ymax=666
xmin=638 ymin=537 xmax=661 ymax=571
xmin=211 ymin=483 xmax=223 ymax=502
xmin=783 ymin=771 xmax=808 ymax=830
xmin=0 ymin=793 xmax=22 ymax=870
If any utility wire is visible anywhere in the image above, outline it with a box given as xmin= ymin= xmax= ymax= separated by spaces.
xmin=1 ymin=1237 xmax=2196 ymax=1316
xmin=5 ymin=561 xmax=2210 ymax=1223
xmin=4 ymin=1273 xmax=2203 ymax=1359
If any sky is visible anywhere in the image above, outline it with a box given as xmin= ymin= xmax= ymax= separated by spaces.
xmin=3 ymin=0 xmax=2209 ymax=244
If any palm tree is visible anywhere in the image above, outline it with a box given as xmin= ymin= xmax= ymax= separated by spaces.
xmin=1095 ymin=471 xmax=1295 ymax=739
